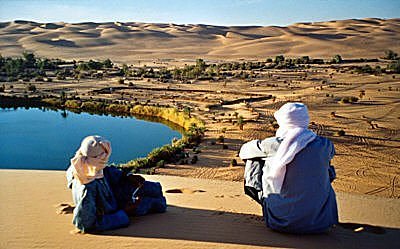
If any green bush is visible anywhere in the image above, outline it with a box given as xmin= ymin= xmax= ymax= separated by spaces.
xmin=65 ymin=100 xmax=81 ymax=109
xmin=336 ymin=130 xmax=346 ymax=136
xmin=384 ymin=50 xmax=398 ymax=60
xmin=80 ymin=101 xmax=104 ymax=112
xmin=340 ymin=96 xmax=358 ymax=104
xmin=27 ymin=84 xmax=36 ymax=92
xmin=105 ymin=104 xmax=129 ymax=114
xmin=331 ymin=54 xmax=343 ymax=64
xmin=387 ymin=59 xmax=400 ymax=73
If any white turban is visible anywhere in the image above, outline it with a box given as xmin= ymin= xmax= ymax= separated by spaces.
xmin=267 ymin=103 xmax=316 ymax=193
xmin=70 ymin=135 xmax=112 ymax=185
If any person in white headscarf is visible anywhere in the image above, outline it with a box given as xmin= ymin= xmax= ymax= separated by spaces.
xmin=66 ymin=135 xmax=167 ymax=233
xmin=239 ymin=103 xmax=338 ymax=234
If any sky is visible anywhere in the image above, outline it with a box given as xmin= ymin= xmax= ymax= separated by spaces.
xmin=0 ymin=0 xmax=399 ymax=26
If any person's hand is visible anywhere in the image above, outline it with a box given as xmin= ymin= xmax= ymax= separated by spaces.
xmin=127 ymin=174 xmax=145 ymax=188
xmin=123 ymin=197 xmax=141 ymax=216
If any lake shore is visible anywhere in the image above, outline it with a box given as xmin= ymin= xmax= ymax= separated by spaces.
xmin=0 ymin=169 xmax=399 ymax=249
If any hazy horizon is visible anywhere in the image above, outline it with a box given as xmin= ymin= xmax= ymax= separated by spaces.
xmin=0 ymin=0 xmax=399 ymax=26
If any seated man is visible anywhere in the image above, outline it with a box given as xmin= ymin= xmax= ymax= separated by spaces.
xmin=239 ymin=103 xmax=338 ymax=234
xmin=66 ymin=135 xmax=167 ymax=233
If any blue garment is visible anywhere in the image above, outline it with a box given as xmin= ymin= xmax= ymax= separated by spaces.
xmin=263 ymin=136 xmax=338 ymax=234
xmin=104 ymin=167 xmax=167 ymax=216
xmin=67 ymin=168 xmax=129 ymax=232
xmin=66 ymin=166 xmax=167 ymax=232
xmin=241 ymin=136 xmax=338 ymax=234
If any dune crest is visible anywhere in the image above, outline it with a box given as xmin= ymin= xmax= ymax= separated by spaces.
xmin=0 ymin=18 xmax=399 ymax=62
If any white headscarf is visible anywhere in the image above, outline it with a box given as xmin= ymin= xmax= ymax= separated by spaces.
xmin=70 ymin=135 xmax=112 ymax=185
xmin=267 ymin=103 xmax=316 ymax=193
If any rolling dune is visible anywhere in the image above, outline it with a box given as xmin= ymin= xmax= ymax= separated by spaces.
xmin=0 ymin=18 xmax=399 ymax=62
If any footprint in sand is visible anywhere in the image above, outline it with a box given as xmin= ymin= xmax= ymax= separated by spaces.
xmin=166 ymin=188 xmax=206 ymax=194
xmin=55 ymin=203 xmax=75 ymax=215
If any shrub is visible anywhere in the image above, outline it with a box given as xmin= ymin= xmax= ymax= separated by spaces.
xmin=387 ymin=59 xmax=400 ymax=73
xmin=105 ymin=104 xmax=129 ymax=114
xmin=80 ymin=101 xmax=104 ymax=112
xmin=42 ymin=98 xmax=63 ymax=107
xmin=230 ymin=159 xmax=238 ymax=166
xmin=190 ymin=155 xmax=198 ymax=164
xmin=156 ymin=160 xmax=165 ymax=168
xmin=336 ymin=130 xmax=346 ymax=136
xmin=64 ymin=100 xmax=81 ymax=109
xmin=27 ymin=84 xmax=36 ymax=92
xmin=384 ymin=50 xmax=398 ymax=60
xmin=340 ymin=96 xmax=358 ymax=104
xmin=274 ymin=55 xmax=285 ymax=64
xmin=331 ymin=54 xmax=343 ymax=64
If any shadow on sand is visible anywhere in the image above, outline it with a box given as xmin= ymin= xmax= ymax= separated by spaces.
xmin=99 ymin=205 xmax=400 ymax=249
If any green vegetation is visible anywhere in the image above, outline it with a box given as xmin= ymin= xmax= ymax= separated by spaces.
xmin=331 ymin=54 xmax=343 ymax=64
xmin=26 ymin=83 xmax=36 ymax=92
xmin=387 ymin=59 xmax=400 ymax=73
xmin=237 ymin=115 xmax=244 ymax=130
xmin=120 ymin=122 xmax=205 ymax=173
xmin=2 ymin=52 xmax=397 ymax=86
xmin=336 ymin=130 xmax=346 ymax=136
xmin=339 ymin=96 xmax=359 ymax=104
xmin=0 ymin=52 xmax=115 ymax=82
xmin=383 ymin=50 xmax=398 ymax=60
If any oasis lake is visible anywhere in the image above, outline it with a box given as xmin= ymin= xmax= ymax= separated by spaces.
xmin=0 ymin=107 xmax=182 ymax=170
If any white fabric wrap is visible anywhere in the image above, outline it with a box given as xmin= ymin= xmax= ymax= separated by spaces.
xmin=267 ymin=102 xmax=316 ymax=194
xmin=69 ymin=135 xmax=112 ymax=185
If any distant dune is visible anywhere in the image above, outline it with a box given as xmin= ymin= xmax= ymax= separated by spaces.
xmin=0 ymin=18 xmax=399 ymax=63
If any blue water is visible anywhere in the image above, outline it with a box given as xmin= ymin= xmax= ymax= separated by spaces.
xmin=0 ymin=107 xmax=182 ymax=170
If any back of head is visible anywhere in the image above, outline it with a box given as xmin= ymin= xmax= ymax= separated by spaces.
xmin=80 ymin=135 xmax=111 ymax=159
xmin=274 ymin=102 xmax=310 ymax=132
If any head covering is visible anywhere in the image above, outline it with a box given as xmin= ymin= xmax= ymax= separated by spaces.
xmin=69 ymin=135 xmax=112 ymax=185
xmin=267 ymin=103 xmax=316 ymax=193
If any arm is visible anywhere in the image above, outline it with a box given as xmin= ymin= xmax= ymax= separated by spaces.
xmin=328 ymin=164 xmax=336 ymax=182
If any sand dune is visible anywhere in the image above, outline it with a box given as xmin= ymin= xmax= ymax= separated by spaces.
xmin=0 ymin=18 xmax=399 ymax=62
xmin=0 ymin=169 xmax=399 ymax=249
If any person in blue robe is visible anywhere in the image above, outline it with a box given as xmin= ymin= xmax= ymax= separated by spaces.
xmin=66 ymin=135 xmax=167 ymax=233
xmin=239 ymin=103 xmax=338 ymax=234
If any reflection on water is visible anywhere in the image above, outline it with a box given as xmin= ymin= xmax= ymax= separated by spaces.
xmin=0 ymin=107 xmax=182 ymax=170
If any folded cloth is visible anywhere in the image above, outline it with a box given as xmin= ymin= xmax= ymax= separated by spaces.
xmin=69 ymin=135 xmax=112 ymax=185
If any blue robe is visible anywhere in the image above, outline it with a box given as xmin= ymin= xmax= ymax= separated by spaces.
xmin=66 ymin=166 xmax=167 ymax=232
xmin=241 ymin=136 xmax=338 ymax=234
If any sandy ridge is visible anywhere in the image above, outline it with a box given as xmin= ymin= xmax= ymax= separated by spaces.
xmin=0 ymin=18 xmax=399 ymax=62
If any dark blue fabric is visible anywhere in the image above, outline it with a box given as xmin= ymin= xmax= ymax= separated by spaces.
xmin=104 ymin=167 xmax=167 ymax=216
xmin=262 ymin=136 xmax=338 ymax=234
xmin=68 ymin=166 xmax=167 ymax=232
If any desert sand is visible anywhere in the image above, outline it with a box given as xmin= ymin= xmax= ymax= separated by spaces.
xmin=1 ymin=17 xmax=400 ymax=248
xmin=0 ymin=169 xmax=399 ymax=249
xmin=0 ymin=18 xmax=399 ymax=63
